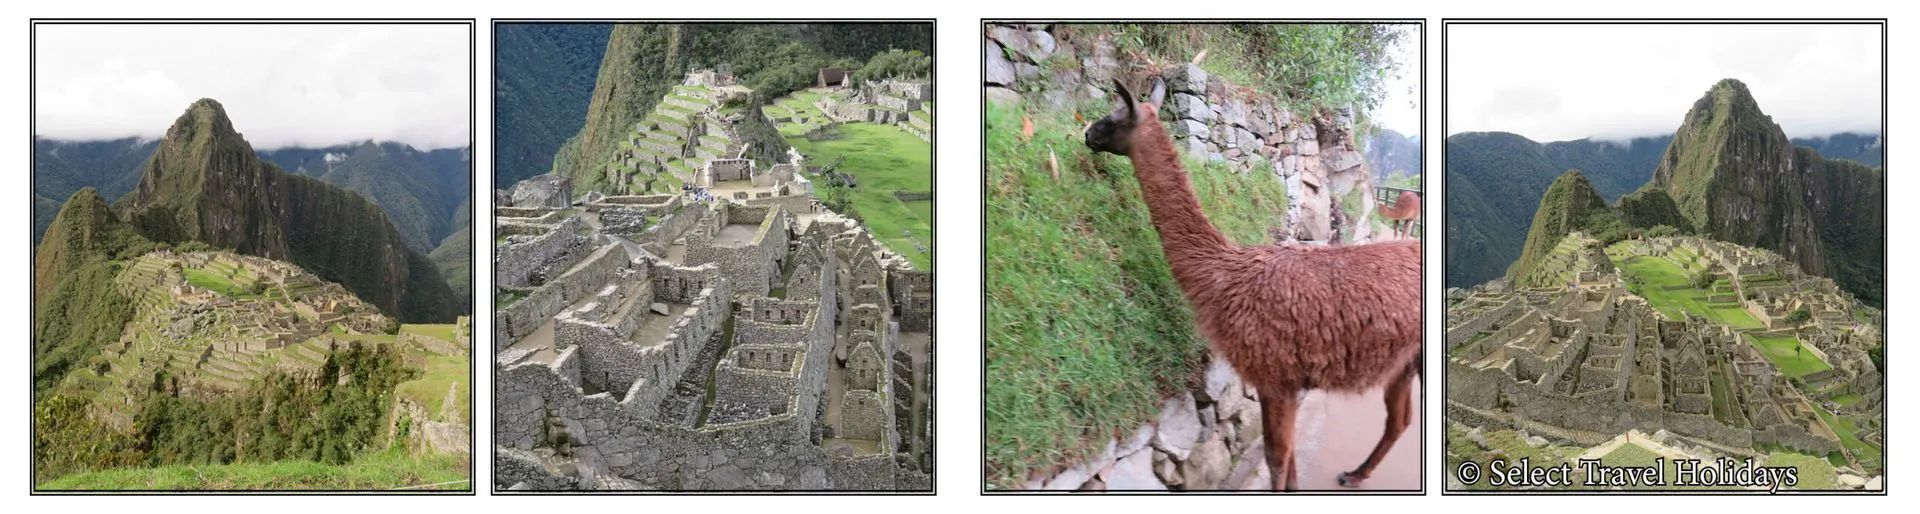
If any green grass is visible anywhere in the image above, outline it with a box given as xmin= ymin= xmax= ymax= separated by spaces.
xmin=904 ymin=199 xmax=933 ymax=229
xmin=984 ymin=102 xmax=1289 ymax=488
xmin=394 ymin=351 xmax=470 ymax=422
xmin=1612 ymin=251 xmax=1764 ymax=329
xmin=1744 ymin=334 xmax=1831 ymax=378
xmin=1814 ymin=407 xmax=1882 ymax=474
xmin=1765 ymin=452 xmax=1840 ymax=490
xmin=182 ymin=267 xmax=253 ymax=297
xmin=785 ymin=123 xmax=933 ymax=270
xmin=1598 ymin=441 xmax=1664 ymax=468
xmin=399 ymin=324 xmax=456 ymax=342
xmin=36 ymin=448 xmax=468 ymax=491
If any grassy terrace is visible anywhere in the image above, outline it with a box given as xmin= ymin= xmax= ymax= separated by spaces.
xmin=38 ymin=448 xmax=467 ymax=491
xmin=395 ymin=323 xmax=471 ymax=422
xmin=1745 ymin=333 xmax=1831 ymax=378
xmin=1816 ymin=407 xmax=1882 ymax=473
xmin=984 ymin=103 xmax=1288 ymax=488
xmin=1609 ymin=247 xmax=1764 ymax=330
xmin=784 ymin=121 xmax=933 ymax=270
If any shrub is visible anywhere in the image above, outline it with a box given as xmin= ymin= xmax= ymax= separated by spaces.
xmin=1785 ymin=307 xmax=1812 ymax=324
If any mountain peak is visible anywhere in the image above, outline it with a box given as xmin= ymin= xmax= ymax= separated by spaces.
xmin=1682 ymin=79 xmax=1768 ymax=131
xmin=1709 ymin=78 xmax=1752 ymax=99
xmin=163 ymin=98 xmax=241 ymax=146
xmin=1506 ymin=168 xmax=1626 ymax=284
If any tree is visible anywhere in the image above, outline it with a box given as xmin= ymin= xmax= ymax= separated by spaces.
xmin=853 ymin=49 xmax=930 ymax=83
xmin=1785 ymin=307 xmax=1812 ymax=325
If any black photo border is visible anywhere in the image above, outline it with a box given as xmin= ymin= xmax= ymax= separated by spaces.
xmin=978 ymin=18 xmax=1428 ymax=495
xmin=487 ymin=18 xmax=938 ymax=496
xmin=27 ymin=18 xmax=480 ymax=495
xmin=1437 ymin=17 xmax=1889 ymax=496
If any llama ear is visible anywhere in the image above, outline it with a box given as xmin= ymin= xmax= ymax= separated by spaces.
xmin=1147 ymin=76 xmax=1166 ymax=106
xmin=1111 ymin=79 xmax=1137 ymax=121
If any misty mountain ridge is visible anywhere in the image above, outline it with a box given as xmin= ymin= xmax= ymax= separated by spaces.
xmin=36 ymin=137 xmax=471 ymax=254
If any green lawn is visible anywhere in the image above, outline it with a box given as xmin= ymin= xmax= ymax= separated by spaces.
xmin=984 ymin=102 xmax=1290 ymax=488
xmin=182 ymin=267 xmax=256 ymax=297
xmin=1765 ymin=452 xmax=1840 ymax=490
xmin=36 ymin=449 xmax=468 ymax=491
xmin=1613 ymin=252 xmax=1764 ymax=329
xmin=786 ymin=123 xmax=933 ymax=270
xmin=1815 ymin=407 xmax=1882 ymax=474
xmin=1744 ymin=333 xmax=1832 ymax=378
xmin=399 ymin=324 xmax=456 ymax=342
xmin=394 ymin=351 xmax=471 ymax=422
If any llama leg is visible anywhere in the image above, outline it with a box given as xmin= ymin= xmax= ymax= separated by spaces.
xmin=1338 ymin=365 xmax=1415 ymax=487
xmin=1258 ymin=391 xmax=1300 ymax=491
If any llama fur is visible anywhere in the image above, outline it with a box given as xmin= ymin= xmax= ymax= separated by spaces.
xmin=1086 ymin=77 xmax=1421 ymax=489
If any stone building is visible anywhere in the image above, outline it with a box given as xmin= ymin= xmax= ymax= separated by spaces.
xmin=495 ymin=164 xmax=933 ymax=490
xmin=1447 ymin=235 xmax=1881 ymax=461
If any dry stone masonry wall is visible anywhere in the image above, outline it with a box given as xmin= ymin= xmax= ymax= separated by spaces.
xmin=984 ymin=23 xmax=1384 ymax=242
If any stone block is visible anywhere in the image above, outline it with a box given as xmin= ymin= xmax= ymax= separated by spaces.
xmin=1218 ymin=98 xmax=1249 ymax=128
xmin=1151 ymin=392 xmax=1201 ymax=460
xmin=987 ymin=25 xmax=1054 ymax=63
xmin=1170 ymin=119 xmax=1210 ymax=140
xmin=1166 ymin=93 xmax=1214 ymax=122
xmin=1101 ymin=450 xmax=1166 ymax=491
xmin=1165 ymin=63 xmax=1208 ymax=94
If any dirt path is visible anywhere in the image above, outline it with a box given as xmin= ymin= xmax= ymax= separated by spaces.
xmin=1287 ymin=381 xmax=1423 ymax=490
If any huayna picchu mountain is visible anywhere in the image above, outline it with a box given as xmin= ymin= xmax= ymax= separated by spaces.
xmin=1647 ymin=79 xmax=1883 ymax=305
xmin=114 ymin=99 xmax=456 ymax=322
xmin=1491 ymin=79 xmax=1884 ymax=306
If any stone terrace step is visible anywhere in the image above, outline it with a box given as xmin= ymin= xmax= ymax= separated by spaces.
xmin=634 ymin=136 xmax=683 ymax=156
xmin=645 ymin=114 xmax=692 ymax=135
xmin=662 ymin=95 xmax=710 ymax=112
xmin=655 ymin=103 xmax=695 ymax=120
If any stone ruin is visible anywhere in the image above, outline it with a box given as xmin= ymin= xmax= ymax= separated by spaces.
xmin=820 ymin=78 xmax=932 ymax=132
xmin=495 ymin=170 xmax=934 ymax=491
xmin=508 ymin=172 xmax=574 ymax=209
xmin=1446 ymin=234 xmax=1883 ymax=464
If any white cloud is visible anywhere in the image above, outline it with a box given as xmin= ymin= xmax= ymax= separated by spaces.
xmin=1446 ymin=23 xmax=1881 ymax=141
xmin=1372 ymin=24 xmax=1422 ymax=137
xmin=34 ymin=23 xmax=470 ymax=150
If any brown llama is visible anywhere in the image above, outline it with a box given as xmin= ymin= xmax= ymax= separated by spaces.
xmin=1377 ymin=191 xmax=1422 ymax=239
xmin=1085 ymin=77 xmax=1421 ymax=491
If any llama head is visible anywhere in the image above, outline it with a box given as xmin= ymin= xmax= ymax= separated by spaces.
xmin=1085 ymin=77 xmax=1166 ymax=156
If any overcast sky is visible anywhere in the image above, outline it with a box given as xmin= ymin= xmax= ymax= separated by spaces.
xmin=1373 ymin=24 xmax=1421 ymax=138
xmin=35 ymin=24 xmax=470 ymax=150
xmin=1447 ymin=24 xmax=1881 ymax=142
